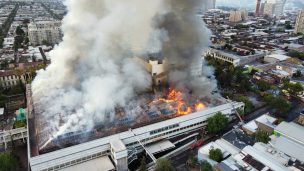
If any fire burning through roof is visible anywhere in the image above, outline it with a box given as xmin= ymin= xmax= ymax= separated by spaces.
xmin=156 ymin=88 xmax=206 ymax=115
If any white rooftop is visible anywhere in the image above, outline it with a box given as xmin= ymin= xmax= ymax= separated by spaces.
xmin=60 ymin=156 xmax=114 ymax=171
xmin=270 ymin=135 xmax=304 ymax=162
xmin=255 ymin=114 xmax=276 ymax=127
xmin=275 ymin=122 xmax=304 ymax=144
xmin=146 ymin=140 xmax=175 ymax=154
xmin=242 ymin=146 xmax=290 ymax=171
xmin=266 ymin=54 xmax=290 ymax=61
xmin=110 ymin=139 xmax=126 ymax=152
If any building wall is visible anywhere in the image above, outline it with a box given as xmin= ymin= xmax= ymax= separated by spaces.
xmin=205 ymin=49 xmax=240 ymax=66
xmin=263 ymin=3 xmax=275 ymax=16
xmin=229 ymin=11 xmax=242 ymax=23
xmin=295 ymin=10 xmax=304 ymax=34
xmin=28 ymin=21 xmax=62 ymax=46
xmin=0 ymin=74 xmax=26 ymax=88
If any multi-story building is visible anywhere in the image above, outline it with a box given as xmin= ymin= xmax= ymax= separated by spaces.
xmin=229 ymin=11 xmax=243 ymax=23
xmin=205 ymin=48 xmax=265 ymax=67
xmin=28 ymin=21 xmax=62 ymax=46
xmin=263 ymin=0 xmax=284 ymax=17
xmin=295 ymin=10 xmax=304 ymax=34
xmin=202 ymin=0 xmax=216 ymax=12
xmin=0 ymin=70 xmax=27 ymax=88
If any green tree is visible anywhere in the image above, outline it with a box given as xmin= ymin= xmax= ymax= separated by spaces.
xmin=42 ymin=39 xmax=50 ymax=46
xmin=256 ymin=80 xmax=270 ymax=92
xmin=284 ymin=82 xmax=304 ymax=96
xmin=155 ymin=158 xmax=174 ymax=171
xmin=293 ymin=70 xmax=302 ymax=78
xmin=209 ymin=148 xmax=223 ymax=162
xmin=15 ymin=26 xmax=24 ymax=36
xmin=138 ymin=156 xmax=147 ymax=171
xmin=255 ymin=131 xmax=270 ymax=143
xmin=207 ymin=112 xmax=229 ymax=134
xmin=236 ymin=96 xmax=254 ymax=114
xmin=0 ymin=152 xmax=19 ymax=171
xmin=201 ymin=160 xmax=212 ymax=171
xmin=265 ymin=96 xmax=291 ymax=117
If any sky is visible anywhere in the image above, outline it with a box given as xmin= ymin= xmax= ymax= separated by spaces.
xmin=216 ymin=0 xmax=304 ymax=9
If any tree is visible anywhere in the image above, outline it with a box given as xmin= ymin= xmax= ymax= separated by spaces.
xmin=201 ymin=160 xmax=212 ymax=171
xmin=138 ymin=156 xmax=147 ymax=171
xmin=187 ymin=156 xmax=198 ymax=167
xmin=209 ymin=148 xmax=223 ymax=162
xmin=265 ymin=96 xmax=291 ymax=117
xmin=207 ymin=112 xmax=229 ymax=134
xmin=155 ymin=158 xmax=174 ymax=171
xmin=284 ymin=82 xmax=304 ymax=96
xmin=236 ymin=96 xmax=254 ymax=114
xmin=0 ymin=152 xmax=19 ymax=171
xmin=15 ymin=26 xmax=24 ymax=36
xmin=256 ymin=80 xmax=270 ymax=92
xmin=293 ymin=70 xmax=302 ymax=78
xmin=42 ymin=39 xmax=50 ymax=46
xmin=255 ymin=131 xmax=270 ymax=143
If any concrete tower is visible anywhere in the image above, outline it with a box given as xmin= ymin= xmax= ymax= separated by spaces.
xmin=256 ymin=0 xmax=261 ymax=16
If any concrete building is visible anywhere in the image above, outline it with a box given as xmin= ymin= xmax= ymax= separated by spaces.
xmin=26 ymin=85 xmax=244 ymax=171
xmin=263 ymin=0 xmax=284 ymax=17
xmin=295 ymin=10 xmax=304 ymax=34
xmin=206 ymin=48 xmax=265 ymax=66
xmin=229 ymin=11 xmax=243 ymax=23
xmin=242 ymin=114 xmax=277 ymax=135
xmin=264 ymin=54 xmax=290 ymax=63
xmin=28 ymin=21 xmax=62 ymax=46
xmin=271 ymin=122 xmax=304 ymax=162
xmin=256 ymin=0 xmax=262 ymax=16
xmin=202 ymin=0 xmax=216 ymax=12
xmin=0 ymin=70 xmax=27 ymax=88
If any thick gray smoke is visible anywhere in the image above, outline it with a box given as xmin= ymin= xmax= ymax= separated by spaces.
xmin=155 ymin=0 xmax=217 ymax=95
xmin=32 ymin=0 xmax=216 ymax=145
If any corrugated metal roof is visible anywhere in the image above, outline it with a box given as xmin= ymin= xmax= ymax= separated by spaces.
xmin=275 ymin=122 xmax=304 ymax=145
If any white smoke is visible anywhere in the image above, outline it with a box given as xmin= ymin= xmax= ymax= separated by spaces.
xmin=32 ymin=0 xmax=216 ymax=147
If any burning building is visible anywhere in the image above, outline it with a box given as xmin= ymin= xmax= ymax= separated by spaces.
xmin=27 ymin=84 xmax=244 ymax=171
xmin=27 ymin=0 xmax=244 ymax=171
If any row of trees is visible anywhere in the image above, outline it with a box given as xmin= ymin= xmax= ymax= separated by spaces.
xmin=0 ymin=5 xmax=18 ymax=48
xmin=287 ymin=50 xmax=304 ymax=60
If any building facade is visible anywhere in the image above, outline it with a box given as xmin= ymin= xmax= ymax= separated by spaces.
xmin=263 ymin=0 xmax=284 ymax=17
xmin=28 ymin=21 xmax=62 ymax=46
xmin=295 ymin=10 xmax=304 ymax=34
xmin=229 ymin=11 xmax=243 ymax=23
xmin=0 ymin=70 xmax=27 ymax=88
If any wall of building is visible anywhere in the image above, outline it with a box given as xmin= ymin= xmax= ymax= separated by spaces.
xmin=295 ymin=10 xmax=304 ymax=34
xmin=28 ymin=21 xmax=62 ymax=46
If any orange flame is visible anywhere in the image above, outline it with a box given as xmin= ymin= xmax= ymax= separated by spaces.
xmin=195 ymin=102 xmax=206 ymax=111
xmin=158 ymin=88 xmax=193 ymax=115
xmin=157 ymin=88 xmax=206 ymax=115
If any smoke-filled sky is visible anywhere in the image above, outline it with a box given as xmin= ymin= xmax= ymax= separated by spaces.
xmin=216 ymin=0 xmax=304 ymax=9
xmin=32 ymin=0 xmax=216 ymax=146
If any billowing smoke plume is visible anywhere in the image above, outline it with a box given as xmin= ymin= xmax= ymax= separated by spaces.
xmin=32 ymin=0 xmax=216 ymax=144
